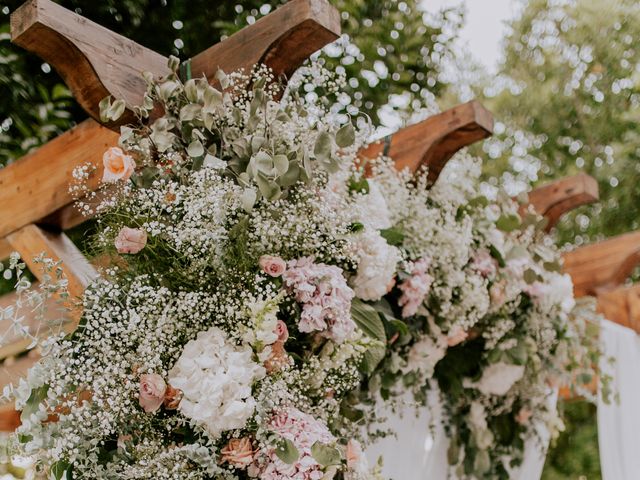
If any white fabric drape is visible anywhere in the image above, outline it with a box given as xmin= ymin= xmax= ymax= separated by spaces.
xmin=364 ymin=389 xmax=556 ymax=479
xmin=597 ymin=319 xmax=640 ymax=480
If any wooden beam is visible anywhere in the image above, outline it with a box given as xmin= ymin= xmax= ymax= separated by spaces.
xmin=10 ymin=0 xmax=168 ymax=128
xmin=11 ymin=0 xmax=340 ymax=128
xmin=563 ymin=231 xmax=640 ymax=297
xmin=7 ymin=224 xmax=97 ymax=301
xmin=0 ymin=119 xmax=116 ymax=240
xmin=523 ymin=173 xmax=599 ymax=230
xmin=595 ymin=284 xmax=640 ymax=335
xmin=189 ymin=0 xmax=340 ymax=83
xmin=0 ymin=289 xmax=71 ymax=360
xmin=360 ymin=101 xmax=493 ymax=184
xmin=0 ymin=239 xmax=11 ymax=261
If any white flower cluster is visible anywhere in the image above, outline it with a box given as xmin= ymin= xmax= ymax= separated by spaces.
xmin=168 ymin=326 xmax=265 ymax=439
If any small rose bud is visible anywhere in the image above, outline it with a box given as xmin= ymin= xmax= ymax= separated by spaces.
xmin=115 ymin=227 xmax=147 ymax=254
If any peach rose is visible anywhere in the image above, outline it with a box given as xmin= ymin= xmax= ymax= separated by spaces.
xmin=346 ymin=439 xmax=363 ymax=468
xmin=258 ymin=255 xmax=286 ymax=277
xmin=163 ymin=385 xmax=183 ymax=410
xmin=515 ymin=407 xmax=533 ymax=426
xmin=447 ymin=325 xmax=468 ymax=347
xmin=115 ymin=227 xmax=147 ymax=254
xmin=264 ymin=341 xmax=289 ymax=374
xmin=274 ymin=320 xmax=289 ymax=343
xmin=139 ymin=373 xmax=166 ymax=413
xmin=102 ymin=147 xmax=136 ymax=183
xmin=220 ymin=437 xmax=255 ymax=468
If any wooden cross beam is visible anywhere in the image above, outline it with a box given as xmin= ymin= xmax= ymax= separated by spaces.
xmin=523 ymin=173 xmax=599 ymax=231
xmin=596 ymin=284 xmax=640 ymax=334
xmin=562 ymin=231 xmax=640 ymax=298
xmin=360 ymin=100 xmax=494 ymax=184
xmin=11 ymin=0 xmax=340 ymax=129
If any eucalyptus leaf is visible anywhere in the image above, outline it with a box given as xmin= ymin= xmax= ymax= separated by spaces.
xmin=314 ymin=131 xmax=333 ymax=160
xmin=310 ymin=442 xmax=342 ymax=466
xmin=275 ymin=438 xmax=299 ymax=464
xmin=187 ymin=140 xmax=204 ymax=158
xmin=335 ymin=122 xmax=356 ymax=148
xmin=380 ymin=228 xmax=405 ymax=246
xmin=240 ymin=188 xmax=257 ymax=213
xmin=496 ymin=214 xmax=521 ymax=232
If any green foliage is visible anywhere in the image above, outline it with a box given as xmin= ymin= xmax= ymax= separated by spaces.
xmin=0 ymin=0 xmax=460 ymax=166
xmin=483 ymin=0 xmax=640 ymax=245
xmin=542 ymin=401 xmax=602 ymax=480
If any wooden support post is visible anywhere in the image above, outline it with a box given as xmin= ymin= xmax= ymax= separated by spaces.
xmin=361 ymin=101 xmax=493 ymax=184
xmin=523 ymin=173 xmax=599 ymax=230
xmin=11 ymin=0 xmax=340 ymax=129
xmin=562 ymin=231 xmax=640 ymax=297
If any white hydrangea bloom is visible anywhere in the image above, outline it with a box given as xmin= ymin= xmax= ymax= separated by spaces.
xmin=405 ymin=332 xmax=447 ymax=378
xmin=351 ymin=229 xmax=401 ymax=301
xmin=169 ymin=326 xmax=265 ymax=439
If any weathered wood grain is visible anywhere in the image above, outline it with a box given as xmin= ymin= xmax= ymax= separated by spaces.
xmin=596 ymin=284 xmax=640 ymax=334
xmin=0 ymin=119 xmax=115 ymax=240
xmin=563 ymin=231 xmax=640 ymax=297
xmin=361 ymin=101 xmax=493 ymax=184
xmin=7 ymin=224 xmax=97 ymax=301
xmin=11 ymin=0 xmax=168 ymax=127
xmin=0 ymin=289 xmax=72 ymax=360
xmin=11 ymin=0 xmax=340 ymax=128
xmin=524 ymin=173 xmax=599 ymax=230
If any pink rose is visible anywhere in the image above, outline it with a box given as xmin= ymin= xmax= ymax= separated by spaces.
xmin=139 ymin=373 xmax=167 ymax=413
xmin=274 ymin=320 xmax=289 ymax=343
xmin=446 ymin=325 xmax=468 ymax=347
xmin=220 ymin=437 xmax=255 ymax=468
xmin=102 ymin=147 xmax=136 ymax=183
xmin=259 ymin=255 xmax=287 ymax=277
xmin=115 ymin=227 xmax=147 ymax=254
xmin=515 ymin=407 xmax=533 ymax=426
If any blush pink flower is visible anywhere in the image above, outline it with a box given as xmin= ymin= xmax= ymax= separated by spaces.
xmin=115 ymin=227 xmax=147 ymax=254
xmin=397 ymin=258 xmax=433 ymax=318
xmin=274 ymin=320 xmax=289 ymax=343
xmin=264 ymin=341 xmax=290 ymax=374
xmin=139 ymin=373 xmax=166 ymax=413
xmin=259 ymin=255 xmax=287 ymax=277
xmin=102 ymin=146 xmax=136 ymax=183
xmin=346 ymin=439 xmax=363 ymax=468
xmin=282 ymin=257 xmax=355 ymax=343
xmin=252 ymin=407 xmax=335 ymax=479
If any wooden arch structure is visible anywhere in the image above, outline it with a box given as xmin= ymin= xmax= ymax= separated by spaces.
xmin=0 ymin=0 xmax=638 ymax=428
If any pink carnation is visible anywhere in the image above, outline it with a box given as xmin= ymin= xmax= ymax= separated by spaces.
xmin=397 ymin=258 xmax=433 ymax=318
xmin=251 ymin=408 xmax=336 ymax=480
xmin=282 ymin=257 xmax=355 ymax=343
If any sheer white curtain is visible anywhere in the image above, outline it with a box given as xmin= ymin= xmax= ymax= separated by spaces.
xmin=597 ymin=319 xmax=640 ymax=480
xmin=364 ymin=389 xmax=555 ymax=480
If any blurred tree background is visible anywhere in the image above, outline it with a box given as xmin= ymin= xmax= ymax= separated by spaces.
xmin=3 ymin=0 xmax=639 ymax=477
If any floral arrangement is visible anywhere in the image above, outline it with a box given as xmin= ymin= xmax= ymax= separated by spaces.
xmin=1 ymin=59 xmax=603 ymax=480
